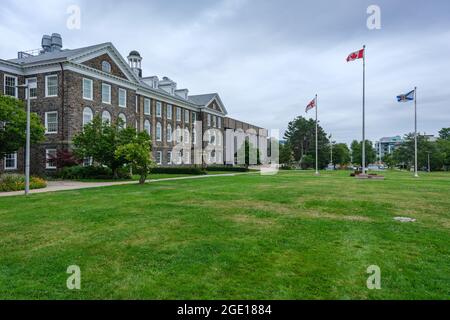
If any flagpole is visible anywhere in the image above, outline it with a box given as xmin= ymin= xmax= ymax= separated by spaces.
xmin=362 ymin=45 xmax=366 ymax=175
xmin=414 ymin=86 xmax=418 ymax=178
xmin=315 ymin=94 xmax=319 ymax=175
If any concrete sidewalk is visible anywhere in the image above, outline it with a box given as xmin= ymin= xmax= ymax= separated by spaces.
xmin=0 ymin=173 xmax=251 ymax=197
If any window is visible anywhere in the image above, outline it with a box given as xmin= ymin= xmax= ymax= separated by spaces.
xmin=4 ymin=153 xmax=17 ymax=170
xmin=213 ymin=116 xmax=217 ymax=128
xmin=102 ymin=110 xmax=111 ymax=124
xmin=119 ymin=88 xmax=127 ymax=108
xmin=184 ymin=151 xmax=191 ymax=165
xmin=207 ymin=114 xmax=211 ymax=127
xmin=102 ymin=61 xmax=111 ymax=73
xmin=167 ymin=124 xmax=172 ymax=142
xmin=184 ymin=110 xmax=189 ymax=124
xmin=144 ymin=98 xmax=151 ymax=115
xmin=45 ymin=75 xmax=58 ymax=97
xmin=176 ymin=126 xmax=181 ymax=143
xmin=167 ymin=104 xmax=172 ymax=119
xmin=118 ymin=113 xmax=127 ymax=128
xmin=156 ymin=101 xmax=162 ymax=117
xmin=144 ymin=120 xmax=151 ymax=135
xmin=25 ymin=78 xmax=37 ymax=99
xmin=156 ymin=122 xmax=162 ymax=141
xmin=218 ymin=117 xmax=222 ymax=129
xmin=83 ymin=157 xmax=93 ymax=167
xmin=192 ymin=128 xmax=197 ymax=145
xmin=102 ymin=83 xmax=111 ymax=104
xmin=176 ymin=107 xmax=182 ymax=122
xmin=156 ymin=151 xmax=162 ymax=165
xmin=46 ymin=149 xmax=57 ymax=169
xmin=192 ymin=112 xmax=196 ymax=123
xmin=4 ymin=75 xmax=17 ymax=98
xmin=45 ymin=111 xmax=58 ymax=134
xmin=167 ymin=151 xmax=172 ymax=164
xmin=83 ymin=107 xmax=93 ymax=127
xmin=83 ymin=78 xmax=93 ymax=100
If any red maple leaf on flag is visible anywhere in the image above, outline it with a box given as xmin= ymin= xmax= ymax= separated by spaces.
xmin=346 ymin=48 xmax=364 ymax=62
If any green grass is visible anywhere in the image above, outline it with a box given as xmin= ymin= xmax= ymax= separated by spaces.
xmin=0 ymin=170 xmax=449 ymax=300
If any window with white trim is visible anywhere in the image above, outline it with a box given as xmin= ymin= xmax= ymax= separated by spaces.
xmin=184 ymin=110 xmax=189 ymax=124
xmin=46 ymin=149 xmax=57 ymax=169
xmin=118 ymin=113 xmax=127 ymax=129
xmin=192 ymin=128 xmax=197 ymax=145
xmin=102 ymin=61 xmax=111 ymax=73
xmin=4 ymin=153 xmax=17 ymax=170
xmin=118 ymin=88 xmax=127 ymax=108
xmin=4 ymin=75 xmax=18 ymax=98
xmin=167 ymin=124 xmax=173 ymax=142
xmin=218 ymin=117 xmax=222 ymax=129
xmin=45 ymin=111 xmax=58 ymax=134
xmin=144 ymin=98 xmax=151 ymax=115
xmin=25 ymin=78 xmax=37 ymax=99
xmin=156 ymin=122 xmax=162 ymax=141
xmin=144 ymin=120 xmax=151 ymax=135
xmin=83 ymin=157 xmax=93 ymax=167
xmin=176 ymin=107 xmax=181 ymax=122
xmin=167 ymin=104 xmax=172 ymax=119
xmin=83 ymin=78 xmax=93 ymax=100
xmin=156 ymin=151 xmax=162 ymax=165
xmin=156 ymin=101 xmax=162 ymax=117
xmin=102 ymin=110 xmax=111 ymax=124
xmin=207 ymin=114 xmax=211 ymax=127
xmin=102 ymin=83 xmax=111 ymax=104
xmin=45 ymin=75 xmax=58 ymax=97
xmin=167 ymin=151 xmax=172 ymax=164
xmin=176 ymin=125 xmax=181 ymax=143
xmin=83 ymin=107 xmax=93 ymax=127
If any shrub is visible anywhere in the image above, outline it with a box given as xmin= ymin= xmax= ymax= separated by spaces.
xmin=0 ymin=174 xmax=47 ymax=192
xmin=206 ymin=166 xmax=249 ymax=172
xmin=150 ymin=166 xmax=207 ymax=175
xmin=59 ymin=166 xmax=131 ymax=180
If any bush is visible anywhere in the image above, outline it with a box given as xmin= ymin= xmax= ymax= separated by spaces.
xmin=206 ymin=166 xmax=249 ymax=172
xmin=150 ymin=166 xmax=207 ymax=175
xmin=0 ymin=174 xmax=47 ymax=192
xmin=59 ymin=166 xmax=131 ymax=180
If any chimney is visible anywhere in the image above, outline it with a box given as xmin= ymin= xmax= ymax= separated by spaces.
xmin=50 ymin=33 xmax=63 ymax=52
xmin=41 ymin=35 xmax=52 ymax=53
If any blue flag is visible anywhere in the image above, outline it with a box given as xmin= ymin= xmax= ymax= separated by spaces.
xmin=397 ymin=90 xmax=415 ymax=102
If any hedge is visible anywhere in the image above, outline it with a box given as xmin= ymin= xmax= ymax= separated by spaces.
xmin=206 ymin=166 xmax=249 ymax=172
xmin=0 ymin=174 xmax=47 ymax=192
xmin=150 ymin=166 xmax=207 ymax=175
xmin=59 ymin=166 xmax=131 ymax=180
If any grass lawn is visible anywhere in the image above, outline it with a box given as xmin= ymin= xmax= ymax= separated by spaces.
xmin=0 ymin=170 xmax=449 ymax=300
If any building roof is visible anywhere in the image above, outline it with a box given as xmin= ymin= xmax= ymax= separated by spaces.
xmin=188 ymin=93 xmax=218 ymax=106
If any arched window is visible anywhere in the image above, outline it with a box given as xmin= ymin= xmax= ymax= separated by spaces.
xmin=167 ymin=124 xmax=172 ymax=142
xmin=102 ymin=110 xmax=111 ymax=124
xmin=83 ymin=107 xmax=93 ymax=126
xmin=184 ymin=128 xmax=190 ymax=145
xmin=156 ymin=122 xmax=162 ymax=141
xmin=118 ymin=113 xmax=127 ymax=129
xmin=176 ymin=125 xmax=181 ymax=143
xmin=102 ymin=61 xmax=111 ymax=73
xmin=144 ymin=120 xmax=151 ymax=135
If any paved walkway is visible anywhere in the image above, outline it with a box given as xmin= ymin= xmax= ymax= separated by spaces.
xmin=0 ymin=173 xmax=251 ymax=198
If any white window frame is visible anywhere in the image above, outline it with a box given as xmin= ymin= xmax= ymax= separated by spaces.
xmin=167 ymin=124 xmax=173 ymax=142
xmin=144 ymin=120 xmax=151 ymax=135
xmin=184 ymin=110 xmax=189 ymax=124
xmin=82 ymin=78 xmax=93 ymax=101
xmin=144 ymin=98 xmax=151 ymax=115
xmin=218 ymin=117 xmax=222 ymax=129
xmin=156 ymin=151 xmax=162 ymax=165
xmin=176 ymin=107 xmax=181 ymax=122
xmin=213 ymin=116 xmax=217 ymax=128
xmin=45 ymin=111 xmax=58 ymax=134
xmin=167 ymin=151 xmax=172 ymax=164
xmin=45 ymin=75 xmax=58 ymax=97
xmin=207 ymin=114 xmax=211 ymax=127
xmin=118 ymin=88 xmax=127 ymax=108
xmin=156 ymin=101 xmax=162 ymax=118
xmin=118 ymin=113 xmax=127 ymax=128
xmin=83 ymin=107 xmax=94 ymax=127
xmin=156 ymin=122 xmax=162 ymax=142
xmin=102 ymin=110 xmax=111 ymax=124
xmin=167 ymin=104 xmax=172 ymax=120
xmin=4 ymin=74 xmax=18 ymax=98
xmin=102 ymin=61 xmax=111 ymax=73
xmin=25 ymin=77 xmax=37 ymax=99
xmin=46 ymin=149 xmax=57 ymax=169
xmin=4 ymin=153 xmax=17 ymax=170
xmin=102 ymin=83 xmax=111 ymax=104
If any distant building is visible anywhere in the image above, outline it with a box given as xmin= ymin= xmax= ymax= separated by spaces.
xmin=375 ymin=136 xmax=403 ymax=160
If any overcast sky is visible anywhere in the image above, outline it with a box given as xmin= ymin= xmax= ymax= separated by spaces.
xmin=1 ymin=0 xmax=449 ymax=143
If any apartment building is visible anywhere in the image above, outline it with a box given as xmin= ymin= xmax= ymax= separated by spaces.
xmin=0 ymin=33 xmax=267 ymax=175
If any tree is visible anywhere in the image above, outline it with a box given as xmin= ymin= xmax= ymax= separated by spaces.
xmin=382 ymin=154 xmax=396 ymax=169
xmin=332 ymin=143 xmax=351 ymax=167
xmin=116 ymin=132 xmax=154 ymax=184
xmin=73 ymin=116 xmax=137 ymax=178
xmin=438 ymin=128 xmax=450 ymax=140
xmin=0 ymin=95 xmax=45 ymax=158
xmin=350 ymin=140 xmax=377 ymax=167
xmin=284 ymin=116 xmax=330 ymax=169
xmin=279 ymin=142 xmax=294 ymax=167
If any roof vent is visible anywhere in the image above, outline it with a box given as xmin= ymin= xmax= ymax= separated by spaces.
xmin=51 ymin=33 xmax=63 ymax=52
xmin=41 ymin=35 xmax=52 ymax=53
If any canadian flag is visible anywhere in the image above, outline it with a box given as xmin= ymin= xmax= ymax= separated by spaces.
xmin=305 ymin=98 xmax=316 ymax=113
xmin=346 ymin=48 xmax=364 ymax=62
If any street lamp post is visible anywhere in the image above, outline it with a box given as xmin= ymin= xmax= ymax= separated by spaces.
xmin=427 ymin=151 xmax=431 ymax=173
xmin=17 ymin=84 xmax=31 ymax=196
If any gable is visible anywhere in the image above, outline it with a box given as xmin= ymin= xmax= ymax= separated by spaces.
xmin=82 ymin=53 xmax=128 ymax=79
xmin=206 ymin=96 xmax=226 ymax=114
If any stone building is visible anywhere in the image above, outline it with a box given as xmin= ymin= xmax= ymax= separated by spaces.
xmin=0 ymin=33 xmax=267 ymax=175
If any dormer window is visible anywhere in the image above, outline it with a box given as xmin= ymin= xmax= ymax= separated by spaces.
xmin=102 ymin=61 xmax=111 ymax=73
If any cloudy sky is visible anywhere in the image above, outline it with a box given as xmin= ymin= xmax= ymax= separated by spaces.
xmin=1 ymin=0 xmax=449 ymax=143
